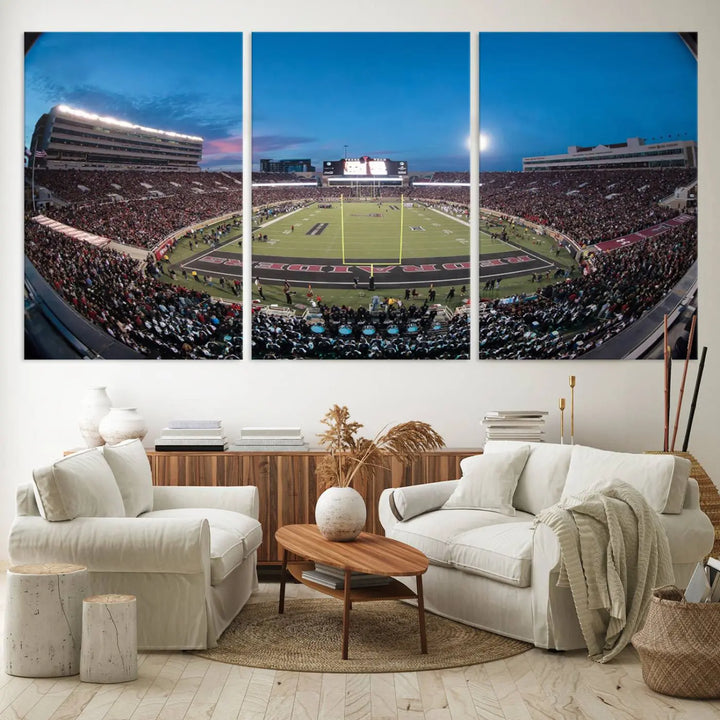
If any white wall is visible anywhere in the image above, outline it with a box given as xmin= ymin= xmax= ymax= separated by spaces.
xmin=1 ymin=0 xmax=719 ymax=562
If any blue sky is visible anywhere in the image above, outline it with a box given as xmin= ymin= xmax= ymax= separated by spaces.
xmin=252 ymin=33 xmax=470 ymax=172
xmin=24 ymin=33 xmax=243 ymax=169
xmin=24 ymin=32 xmax=696 ymax=173
xmin=480 ymin=32 xmax=697 ymax=171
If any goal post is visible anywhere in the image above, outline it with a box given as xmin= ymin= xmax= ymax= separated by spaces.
xmin=339 ymin=192 xmax=405 ymax=265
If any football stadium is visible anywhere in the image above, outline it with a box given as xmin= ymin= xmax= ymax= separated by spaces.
xmin=23 ymin=32 xmax=697 ymax=361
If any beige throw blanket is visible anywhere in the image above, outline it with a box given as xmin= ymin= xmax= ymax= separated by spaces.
xmin=535 ymin=481 xmax=674 ymax=663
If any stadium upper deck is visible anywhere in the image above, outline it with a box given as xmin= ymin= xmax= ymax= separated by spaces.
xmin=30 ymin=105 xmax=203 ymax=170
xmin=523 ymin=137 xmax=697 ymax=172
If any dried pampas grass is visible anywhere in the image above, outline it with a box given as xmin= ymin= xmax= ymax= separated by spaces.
xmin=317 ymin=405 xmax=444 ymax=489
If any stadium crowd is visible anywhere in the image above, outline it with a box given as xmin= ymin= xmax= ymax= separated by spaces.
xmin=24 ymin=166 xmax=698 ymax=360
xmin=253 ymin=304 xmax=469 ymax=359
xmin=25 ymin=221 xmax=242 ymax=358
xmin=479 ymin=168 xmax=696 ymax=246
xmin=477 ymin=220 xmax=697 ymax=359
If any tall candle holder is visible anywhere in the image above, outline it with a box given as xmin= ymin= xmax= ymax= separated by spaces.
xmin=559 ymin=397 xmax=566 ymax=444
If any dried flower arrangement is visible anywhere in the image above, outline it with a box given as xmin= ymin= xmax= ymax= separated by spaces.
xmin=316 ymin=405 xmax=445 ymax=489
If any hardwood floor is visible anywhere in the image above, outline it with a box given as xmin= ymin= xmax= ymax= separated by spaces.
xmin=1 ymin=571 xmax=718 ymax=719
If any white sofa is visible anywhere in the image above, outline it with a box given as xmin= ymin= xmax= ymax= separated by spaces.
xmin=379 ymin=442 xmax=714 ymax=651
xmin=8 ymin=440 xmax=262 ymax=651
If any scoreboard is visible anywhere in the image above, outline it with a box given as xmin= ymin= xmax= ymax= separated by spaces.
xmin=323 ymin=157 xmax=408 ymax=176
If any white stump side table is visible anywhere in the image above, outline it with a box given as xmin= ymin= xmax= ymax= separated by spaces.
xmin=4 ymin=563 xmax=88 ymax=677
xmin=80 ymin=594 xmax=138 ymax=684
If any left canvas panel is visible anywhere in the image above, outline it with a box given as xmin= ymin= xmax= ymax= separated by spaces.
xmin=24 ymin=32 xmax=244 ymax=359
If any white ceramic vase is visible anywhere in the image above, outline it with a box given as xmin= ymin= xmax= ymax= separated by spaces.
xmin=98 ymin=408 xmax=148 ymax=446
xmin=78 ymin=386 xmax=112 ymax=447
xmin=315 ymin=486 xmax=366 ymax=541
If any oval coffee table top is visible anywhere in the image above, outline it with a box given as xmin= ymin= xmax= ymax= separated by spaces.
xmin=276 ymin=524 xmax=428 ymax=576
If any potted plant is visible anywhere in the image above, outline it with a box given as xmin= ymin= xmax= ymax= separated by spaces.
xmin=315 ymin=405 xmax=444 ymax=540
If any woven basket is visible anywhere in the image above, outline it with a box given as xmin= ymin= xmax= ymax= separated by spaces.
xmin=632 ymin=585 xmax=720 ymax=698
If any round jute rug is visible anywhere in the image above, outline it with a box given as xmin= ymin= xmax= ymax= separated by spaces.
xmin=193 ymin=599 xmax=532 ymax=673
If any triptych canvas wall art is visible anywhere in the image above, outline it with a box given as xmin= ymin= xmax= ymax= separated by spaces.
xmin=24 ymin=32 xmax=697 ymax=360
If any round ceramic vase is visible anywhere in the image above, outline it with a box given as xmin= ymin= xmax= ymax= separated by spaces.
xmin=78 ymin=386 xmax=112 ymax=447
xmin=98 ymin=407 xmax=148 ymax=446
xmin=315 ymin=486 xmax=367 ymax=541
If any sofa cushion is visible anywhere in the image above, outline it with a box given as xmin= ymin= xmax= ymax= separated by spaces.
xmin=142 ymin=508 xmax=262 ymax=585
xmin=450 ymin=522 xmax=535 ymax=587
xmin=102 ymin=439 xmax=154 ymax=517
xmin=562 ymin=445 xmax=690 ymax=514
xmin=32 ymin=448 xmax=125 ymax=521
xmin=442 ymin=446 xmax=530 ymax=516
xmin=388 ymin=508 xmax=535 ymax=567
xmin=484 ymin=440 xmax=573 ymax=515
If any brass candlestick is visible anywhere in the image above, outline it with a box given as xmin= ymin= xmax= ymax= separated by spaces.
xmin=559 ymin=397 xmax=566 ymax=444
xmin=569 ymin=375 xmax=576 ymax=445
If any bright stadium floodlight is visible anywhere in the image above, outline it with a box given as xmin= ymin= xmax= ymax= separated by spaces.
xmin=55 ymin=104 xmax=204 ymax=142
xmin=467 ymin=132 xmax=490 ymax=152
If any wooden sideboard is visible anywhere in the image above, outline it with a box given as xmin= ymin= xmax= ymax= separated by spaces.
xmin=147 ymin=449 xmax=479 ymax=565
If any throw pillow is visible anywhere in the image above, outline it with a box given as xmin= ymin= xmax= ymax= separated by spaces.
xmin=442 ymin=446 xmax=530 ymax=515
xmin=483 ymin=440 xmax=573 ymax=514
xmin=32 ymin=448 xmax=125 ymax=521
xmin=102 ymin=438 xmax=154 ymax=517
xmin=562 ymin=445 xmax=690 ymax=514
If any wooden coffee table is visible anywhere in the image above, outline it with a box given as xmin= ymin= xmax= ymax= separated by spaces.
xmin=275 ymin=524 xmax=429 ymax=660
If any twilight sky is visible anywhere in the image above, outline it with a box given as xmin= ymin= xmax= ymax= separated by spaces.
xmin=24 ymin=32 xmax=696 ymax=173
xmin=24 ymin=32 xmax=243 ymax=170
xmin=252 ymin=33 xmax=470 ymax=172
xmin=480 ymin=32 xmax=697 ymax=171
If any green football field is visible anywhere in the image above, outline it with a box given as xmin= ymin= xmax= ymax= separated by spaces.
xmin=246 ymin=200 xmax=469 ymax=262
xmin=157 ymin=200 xmax=578 ymax=309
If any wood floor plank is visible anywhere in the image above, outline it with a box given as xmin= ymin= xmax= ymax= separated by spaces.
xmin=369 ymin=673 xmax=396 ymax=720
xmin=183 ymin=658 xmax=231 ymax=720
xmin=317 ymin=673 xmax=345 ymax=720
xmin=154 ymin=657 xmax=212 ymax=720
xmin=73 ymin=685 xmax=127 ymax=720
xmin=128 ymin=654 xmax=189 ymax=720
xmin=21 ymin=679 xmax=80 ymax=720
xmin=393 ymin=672 xmax=422 ymax=719
xmin=210 ymin=665 xmax=254 ymax=720
xmin=0 ymin=677 xmax=35 ymax=714
xmin=416 ymin=670 xmax=449 ymax=720
xmin=2 ymin=677 xmax=58 ymax=720
xmin=264 ymin=670 xmax=300 ymax=720
xmin=461 ymin=665 xmax=503 ymax=720
xmin=291 ymin=672 xmax=322 ymax=720
xmin=236 ymin=667 xmax=274 ymax=720
xmin=345 ymin=673 xmax=372 ymax=720
xmin=440 ymin=666 xmax=477 ymax=720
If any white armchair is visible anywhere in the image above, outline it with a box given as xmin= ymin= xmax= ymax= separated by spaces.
xmin=8 ymin=442 xmax=262 ymax=650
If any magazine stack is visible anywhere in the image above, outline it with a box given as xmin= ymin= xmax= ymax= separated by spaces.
xmin=482 ymin=410 xmax=548 ymax=443
xmin=154 ymin=420 xmax=228 ymax=451
xmin=233 ymin=427 xmax=308 ymax=452
xmin=301 ymin=563 xmax=390 ymax=590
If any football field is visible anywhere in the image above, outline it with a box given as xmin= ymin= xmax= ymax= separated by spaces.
xmin=251 ymin=200 xmax=469 ymax=262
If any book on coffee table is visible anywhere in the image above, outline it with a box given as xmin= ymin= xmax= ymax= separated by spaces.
xmin=302 ymin=564 xmax=391 ymax=590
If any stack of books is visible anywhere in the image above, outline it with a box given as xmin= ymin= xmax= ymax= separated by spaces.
xmin=301 ymin=563 xmax=391 ymax=590
xmin=482 ymin=410 xmax=548 ymax=443
xmin=154 ymin=420 xmax=228 ymax=451
xmin=232 ymin=427 xmax=308 ymax=452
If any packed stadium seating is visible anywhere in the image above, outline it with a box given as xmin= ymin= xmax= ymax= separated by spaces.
xmin=24 ymin=167 xmax=697 ymax=359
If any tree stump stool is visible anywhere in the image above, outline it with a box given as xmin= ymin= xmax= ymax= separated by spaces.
xmin=4 ymin=563 xmax=88 ymax=677
xmin=80 ymin=594 xmax=138 ymax=683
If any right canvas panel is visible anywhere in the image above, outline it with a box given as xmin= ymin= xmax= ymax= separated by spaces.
xmin=478 ymin=32 xmax=697 ymax=360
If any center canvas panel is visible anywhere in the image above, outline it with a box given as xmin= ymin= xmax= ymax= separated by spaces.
xmin=251 ymin=33 xmax=470 ymax=360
